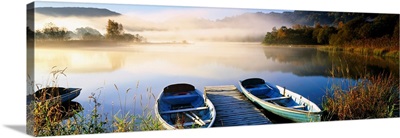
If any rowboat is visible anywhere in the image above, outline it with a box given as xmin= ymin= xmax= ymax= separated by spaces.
xmin=238 ymin=78 xmax=322 ymax=122
xmin=27 ymin=87 xmax=82 ymax=105
xmin=155 ymin=83 xmax=216 ymax=129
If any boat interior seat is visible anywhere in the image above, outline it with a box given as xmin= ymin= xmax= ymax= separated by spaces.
xmin=246 ymin=85 xmax=271 ymax=96
xmin=162 ymin=93 xmax=199 ymax=105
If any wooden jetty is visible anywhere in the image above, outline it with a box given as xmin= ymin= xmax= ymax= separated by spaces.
xmin=205 ymin=85 xmax=272 ymax=127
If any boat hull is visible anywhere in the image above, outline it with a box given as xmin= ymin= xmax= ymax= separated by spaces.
xmin=155 ymin=84 xmax=216 ymax=130
xmin=156 ymin=98 xmax=216 ymax=130
xmin=238 ymin=80 xmax=321 ymax=122
xmin=27 ymin=87 xmax=82 ymax=105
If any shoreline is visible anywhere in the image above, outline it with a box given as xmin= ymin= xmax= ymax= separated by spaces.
xmin=317 ymin=46 xmax=400 ymax=59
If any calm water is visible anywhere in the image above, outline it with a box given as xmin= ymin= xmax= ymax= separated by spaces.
xmin=31 ymin=42 xmax=399 ymax=117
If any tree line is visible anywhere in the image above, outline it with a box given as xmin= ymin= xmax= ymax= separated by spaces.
xmin=31 ymin=19 xmax=145 ymax=42
xmin=263 ymin=14 xmax=399 ymax=47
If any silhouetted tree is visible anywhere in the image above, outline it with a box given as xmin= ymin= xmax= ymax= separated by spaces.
xmin=39 ymin=22 xmax=69 ymax=41
xmin=105 ymin=19 xmax=146 ymax=42
xmin=106 ymin=19 xmax=124 ymax=40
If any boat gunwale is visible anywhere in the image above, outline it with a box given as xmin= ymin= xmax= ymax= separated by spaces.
xmin=238 ymin=79 xmax=322 ymax=115
xmin=27 ymin=87 xmax=82 ymax=105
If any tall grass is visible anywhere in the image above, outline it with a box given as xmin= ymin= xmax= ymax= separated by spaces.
xmin=27 ymin=67 xmax=69 ymax=136
xmin=322 ymin=66 xmax=399 ymax=121
xmin=28 ymin=67 xmax=162 ymax=136
xmin=318 ymin=37 xmax=399 ymax=58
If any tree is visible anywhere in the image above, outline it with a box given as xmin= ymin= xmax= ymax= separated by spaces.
xmin=337 ymin=21 xmax=344 ymax=29
xmin=76 ymin=27 xmax=103 ymax=40
xmin=370 ymin=15 xmax=399 ymax=38
xmin=134 ymin=34 xmax=144 ymax=42
xmin=316 ymin=26 xmax=337 ymax=44
xmin=105 ymin=19 xmax=146 ymax=42
xmin=106 ymin=19 xmax=124 ymax=40
xmin=263 ymin=32 xmax=277 ymax=44
xmin=41 ymin=22 xmax=69 ymax=41
xmin=272 ymin=27 xmax=277 ymax=33
xmin=35 ymin=30 xmax=45 ymax=40
xmin=292 ymin=24 xmax=302 ymax=30
xmin=358 ymin=23 xmax=372 ymax=39
xmin=277 ymin=26 xmax=287 ymax=39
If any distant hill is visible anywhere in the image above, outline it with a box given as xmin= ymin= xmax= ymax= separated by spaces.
xmin=218 ymin=10 xmax=381 ymax=27
xmin=35 ymin=7 xmax=121 ymax=17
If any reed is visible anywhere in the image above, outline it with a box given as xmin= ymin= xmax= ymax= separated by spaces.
xmin=318 ymin=37 xmax=399 ymax=58
xmin=322 ymin=67 xmax=399 ymax=121
xmin=29 ymin=67 xmax=162 ymax=136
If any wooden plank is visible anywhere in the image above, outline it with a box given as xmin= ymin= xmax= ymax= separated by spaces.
xmin=211 ymin=100 xmax=250 ymax=105
xmin=214 ymin=103 xmax=254 ymax=111
xmin=207 ymin=94 xmax=245 ymax=98
xmin=216 ymin=116 xmax=268 ymax=122
xmin=215 ymin=110 xmax=265 ymax=116
xmin=214 ymin=121 xmax=268 ymax=126
xmin=214 ymin=105 xmax=258 ymax=110
xmin=217 ymin=119 xmax=269 ymax=124
xmin=205 ymin=85 xmax=272 ymax=127
xmin=262 ymin=96 xmax=290 ymax=101
xmin=160 ymin=106 xmax=208 ymax=114
xmin=215 ymin=111 xmax=266 ymax=117
xmin=213 ymin=119 xmax=269 ymax=126
xmin=207 ymin=94 xmax=242 ymax=97
xmin=216 ymin=111 xmax=265 ymax=117
xmin=204 ymin=85 xmax=237 ymax=91
xmin=215 ymin=107 xmax=260 ymax=113
xmin=207 ymin=95 xmax=244 ymax=99
xmin=208 ymin=98 xmax=247 ymax=102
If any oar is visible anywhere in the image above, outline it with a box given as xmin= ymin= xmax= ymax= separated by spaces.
xmin=184 ymin=112 xmax=205 ymax=126
xmin=190 ymin=111 xmax=206 ymax=125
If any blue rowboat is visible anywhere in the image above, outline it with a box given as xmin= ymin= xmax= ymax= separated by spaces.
xmin=27 ymin=87 xmax=82 ymax=105
xmin=155 ymin=83 xmax=216 ymax=129
xmin=238 ymin=78 xmax=322 ymax=122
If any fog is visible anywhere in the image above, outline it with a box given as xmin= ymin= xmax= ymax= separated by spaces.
xmin=35 ymin=9 xmax=291 ymax=42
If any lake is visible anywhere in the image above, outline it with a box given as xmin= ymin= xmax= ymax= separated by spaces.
xmin=31 ymin=42 xmax=399 ymax=119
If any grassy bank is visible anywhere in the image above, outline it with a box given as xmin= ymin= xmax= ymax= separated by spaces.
xmin=318 ymin=46 xmax=399 ymax=58
xmin=27 ymin=68 xmax=162 ymax=136
xmin=322 ymin=69 xmax=399 ymax=121
xmin=317 ymin=37 xmax=399 ymax=58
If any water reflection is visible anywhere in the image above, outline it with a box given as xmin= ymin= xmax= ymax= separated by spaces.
xmin=262 ymin=47 xmax=399 ymax=78
xmin=35 ymin=43 xmax=269 ymax=78
xmin=35 ymin=48 xmax=126 ymax=73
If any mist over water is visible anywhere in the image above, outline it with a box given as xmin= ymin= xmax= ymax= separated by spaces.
xmin=34 ymin=42 xmax=269 ymax=116
xmin=35 ymin=9 xmax=291 ymax=42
